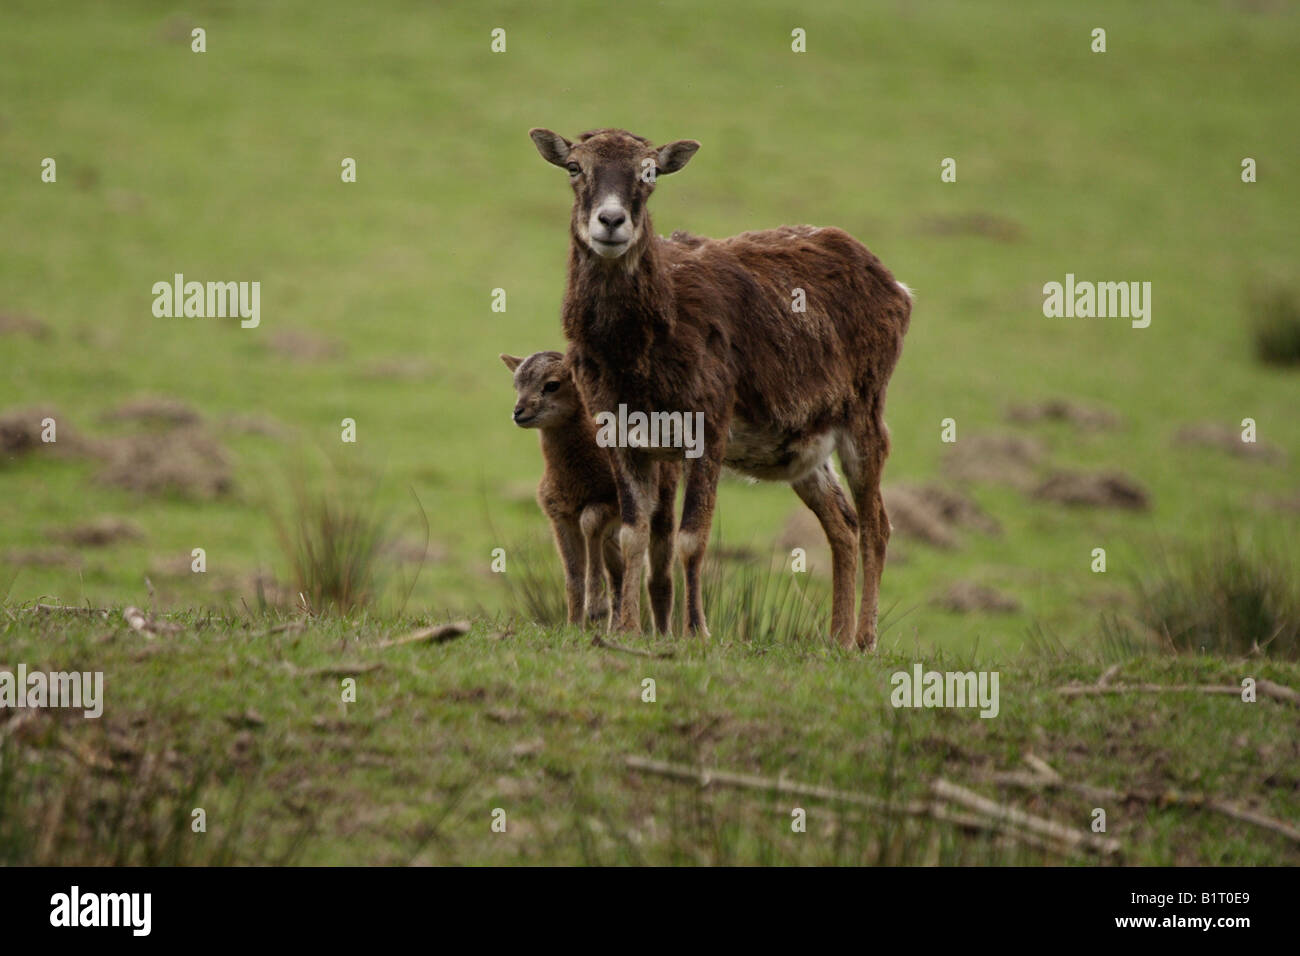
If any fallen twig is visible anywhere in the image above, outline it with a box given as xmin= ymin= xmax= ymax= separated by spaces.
xmin=1058 ymin=679 xmax=1300 ymax=707
xmin=986 ymin=753 xmax=1300 ymax=846
xmin=593 ymin=636 xmax=675 ymax=659
xmin=626 ymin=755 xmax=912 ymax=812
xmin=29 ymin=603 xmax=110 ymax=616
xmin=373 ymin=621 xmax=471 ymax=650
xmin=121 ymin=606 xmax=183 ymax=636
xmin=1023 ymin=752 xmax=1062 ymax=782
xmin=280 ymin=662 xmax=382 ymax=678
xmin=624 ymin=756 xmax=1089 ymax=856
xmin=932 ymin=778 xmax=1121 ymax=856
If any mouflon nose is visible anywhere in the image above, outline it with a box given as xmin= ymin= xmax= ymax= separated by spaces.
xmin=512 ymin=405 xmax=525 ymax=421
xmin=597 ymin=209 xmax=626 ymax=230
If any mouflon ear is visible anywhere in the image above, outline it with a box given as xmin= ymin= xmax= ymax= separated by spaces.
xmin=500 ymin=353 xmax=524 ymax=372
xmin=655 ymin=139 xmax=700 ymax=175
xmin=529 ymin=128 xmax=572 ymax=168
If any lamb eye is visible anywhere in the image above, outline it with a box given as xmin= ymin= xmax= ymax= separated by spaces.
xmin=542 ymin=381 xmax=561 ymax=394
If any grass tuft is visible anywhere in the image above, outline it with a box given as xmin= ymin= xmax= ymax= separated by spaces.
xmin=1130 ymin=531 xmax=1300 ymax=659
xmin=0 ymin=737 xmax=306 ymax=866
xmin=1251 ymin=284 xmax=1300 ymax=367
xmin=270 ymin=466 xmax=391 ymax=615
xmin=502 ymin=533 xmax=832 ymax=643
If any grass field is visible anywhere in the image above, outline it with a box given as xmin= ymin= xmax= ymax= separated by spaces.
xmin=3 ymin=611 xmax=1298 ymax=865
xmin=1 ymin=1 xmax=1298 ymax=865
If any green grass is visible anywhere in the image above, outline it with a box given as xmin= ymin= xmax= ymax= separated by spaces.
xmin=1 ymin=0 xmax=1297 ymax=655
xmin=2 ymin=606 xmax=1297 ymax=865
xmin=0 ymin=1 xmax=1298 ymax=865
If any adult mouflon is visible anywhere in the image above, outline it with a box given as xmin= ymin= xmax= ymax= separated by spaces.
xmin=529 ymin=127 xmax=910 ymax=649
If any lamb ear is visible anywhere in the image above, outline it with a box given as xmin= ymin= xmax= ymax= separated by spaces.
xmin=655 ymin=139 xmax=700 ymax=175
xmin=500 ymin=353 xmax=523 ymax=372
xmin=529 ymin=128 xmax=572 ymax=168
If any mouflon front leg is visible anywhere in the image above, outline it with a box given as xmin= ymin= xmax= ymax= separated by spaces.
xmin=580 ymin=503 xmax=615 ymax=626
xmin=612 ymin=451 xmax=657 ymax=632
xmin=647 ymin=460 xmax=680 ymax=634
xmin=549 ymin=515 xmax=587 ymax=626
xmin=677 ymin=414 xmax=728 ymax=638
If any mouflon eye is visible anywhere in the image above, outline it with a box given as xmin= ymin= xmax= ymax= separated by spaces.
xmin=566 ymin=162 xmax=580 ymax=176
xmin=542 ymin=380 xmax=561 ymax=394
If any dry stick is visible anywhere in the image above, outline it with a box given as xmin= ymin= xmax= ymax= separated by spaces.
xmin=373 ymin=621 xmax=471 ymax=650
xmin=627 ymin=755 xmax=919 ymax=813
xmin=592 ymin=636 xmax=676 ymax=659
xmin=29 ymin=604 xmax=110 ymax=615
xmin=1022 ymin=752 xmax=1062 ymax=782
xmin=1058 ymin=680 xmax=1300 ymax=707
xmin=927 ymin=803 xmax=1068 ymax=856
xmin=624 ymin=756 xmax=1085 ymax=856
xmin=932 ymin=778 xmax=1121 ymax=856
xmin=123 ymin=606 xmax=151 ymax=633
xmin=280 ymin=662 xmax=382 ymax=678
xmin=1208 ymin=801 xmax=1300 ymax=844
xmin=987 ymin=760 xmax=1300 ymax=846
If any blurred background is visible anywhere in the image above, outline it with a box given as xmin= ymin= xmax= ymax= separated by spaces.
xmin=2 ymin=0 xmax=1297 ymax=657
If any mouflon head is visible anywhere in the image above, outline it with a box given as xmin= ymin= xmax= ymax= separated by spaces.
xmin=500 ymin=350 xmax=582 ymax=428
xmin=529 ymin=127 xmax=699 ymax=260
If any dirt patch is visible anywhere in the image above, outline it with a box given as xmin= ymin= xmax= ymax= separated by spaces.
xmin=943 ymin=434 xmax=1045 ymax=489
xmin=1006 ymin=399 xmax=1120 ymax=430
xmin=3 ymin=547 xmax=83 ymax=569
xmin=157 ymin=561 xmax=294 ymax=608
xmin=775 ymin=483 xmax=994 ymax=558
xmin=0 ymin=313 xmax=50 ymax=339
xmin=776 ymin=510 xmax=828 ymax=568
xmin=149 ymin=553 xmax=201 ymax=577
xmin=266 ymin=329 xmax=342 ymax=362
xmin=1032 ymin=470 xmax=1150 ymax=510
xmin=933 ymin=581 xmax=1021 ymax=614
xmin=0 ymin=406 xmax=84 ymax=460
xmin=219 ymin=413 xmax=293 ymax=440
xmin=917 ymin=212 xmax=1024 ymax=242
xmin=0 ymin=409 xmax=49 ymax=457
xmin=53 ymin=516 xmax=145 ymax=547
xmin=883 ymin=483 xmax=1000 ymax=549
xmin=1174 ymin=423 xmax=1286 ymax=465
xmin=1257 ymin=491 xmax=1300 ymax=515
xmin=156 ymin=15 xmax=198 ymax=43
xmin=103 ymin=395 xmax=202 ymax=427
xmin=96 ymin=426 xmax=232 ymax=499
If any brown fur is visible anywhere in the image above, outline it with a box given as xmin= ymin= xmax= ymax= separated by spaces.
xmin=529 ymin=127 xmax=910 ymax=648
xmin=501 ymin=351 xmax=678 ymax=631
